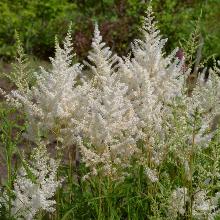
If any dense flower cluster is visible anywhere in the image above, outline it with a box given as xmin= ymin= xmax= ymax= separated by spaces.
xmin=11 ymin=145 xmax=61 ymax=220
xmin=1 ymin=5 xmax=220 ymax=220
xmin=169 ymin=187 xmax=220 ymax=219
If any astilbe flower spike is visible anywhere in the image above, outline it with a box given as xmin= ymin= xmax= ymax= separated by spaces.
xmin=3 ymin=25 xmax=88 ymax=147
xmin=79 ymin=24 xmax=139 ymax=180
xmin=118 ymin=6 xmax=187 ymax=143
xmin=11 ymin=144 xmax=61 ymax=220
xmin=117 ymin=6 xmax=188 ymax=178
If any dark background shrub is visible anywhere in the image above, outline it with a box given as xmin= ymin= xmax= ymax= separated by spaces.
xmin=0 ymin=0 xmax=219 ymax=61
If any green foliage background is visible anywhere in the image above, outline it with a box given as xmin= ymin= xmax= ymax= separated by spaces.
xmin=0 ymin=0 xmax=219 ymax=61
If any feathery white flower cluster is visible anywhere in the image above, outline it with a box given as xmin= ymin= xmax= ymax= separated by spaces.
xmin=119 ymin=6 xmax=186 ymax=135
xmin=82 ymin=25 xmax=139 ymax=148
xmin=1 ymin=5 xmax=220 ymax=186
xmin=6 ymin=26 xmax=86 ymax=146
xmin=188 ymin=62 xmax=220 ymax=147
xmin=169 ymin=187 xmax=188 ymax=217
xmin=0 ymin=4 xmax=220 ymax=220
xmin=78 ymin=24 xmax=139 ymax=178
xmin=11 ymin=145 xmax=61 ymax=220
xmin=169 ymin=187 xmax=220 ymax=219
xmin=117 ymin=6 xmax=187 ymax=175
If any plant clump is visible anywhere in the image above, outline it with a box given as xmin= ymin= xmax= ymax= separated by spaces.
xmin=0 ymin=5 xmax=220 ymax=220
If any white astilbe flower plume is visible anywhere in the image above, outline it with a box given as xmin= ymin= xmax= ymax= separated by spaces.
xmin=169 ymin=188 xmax=220 ymax=220
xmin=83 ymin=23 xmax=119 ymax=80
xmin=117 ymin=6 xmax=187 ymax=172
xmin=188 ymin=61 xmax=220 ymax=146
xmin=4 ymin=25 xmax=88 ymax=146
xmin=192 ymin=190 xmax=216 ymax=219
xmin=130 ymin=6 xmax=185 ymax=101
xmin=118 ymin=6 xmax=186 ymax=140
xmin=11 ymin=145 xmax=61 ymax=220
xmin=168 ymin=187 xmax=188 ymax=218
xmin=80 ymin=24 xmax=139 ymax=179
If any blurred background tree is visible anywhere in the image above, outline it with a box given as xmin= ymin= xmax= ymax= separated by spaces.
xmin=0 ymin=0 xmax=219 ymax=62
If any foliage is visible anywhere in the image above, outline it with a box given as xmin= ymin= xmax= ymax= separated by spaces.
xmin=0 ymin=0 xmax=78 ymax=59
xmin=0 ymin=0 xmax=219 ymax=61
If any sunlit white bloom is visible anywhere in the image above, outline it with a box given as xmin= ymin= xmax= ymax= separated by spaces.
xmin=144 ymin=167 xmax=158 ymax=183
xmin=192 ymin=190 xmax=220 ymax=220
xmin=11 ymin=145 xmax=61 ymax=220
xmin=80 ymin=24 xmax=139 ymax=179
xmin=4 ymin=26 xmax=86 ymax=147
xmin=118 ymin=6 xmax=185 ymax=139
xmin=169 ymin=187 xmax=188 ymax=217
